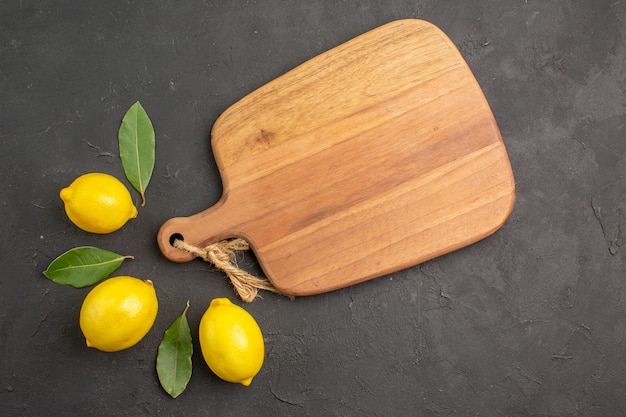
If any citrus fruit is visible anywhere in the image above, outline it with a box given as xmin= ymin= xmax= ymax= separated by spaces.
xmin=79 ymin=276 xmax=158 ymax=352
xmin=60 ymin=172 xmax=137 ymax=234
xmin=198 ymin=298 xmax=264 ymax=386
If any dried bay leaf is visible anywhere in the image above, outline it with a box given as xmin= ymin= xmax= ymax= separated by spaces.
xmin=157 ymin=301 xmax=193 ymax=398
xmin=43 ymin=246 xmax=133 ymax=288
xmin=119 ymin=101 xmax=155 ymax=206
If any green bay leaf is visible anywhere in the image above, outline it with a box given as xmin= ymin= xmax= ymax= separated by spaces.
xmin=157 ymin=301 xmax=193 ymax=398
xmin=118 ymin=101 xmax=155 ymax=206
xmin=43 ymin=246 xmax=132 ymax=288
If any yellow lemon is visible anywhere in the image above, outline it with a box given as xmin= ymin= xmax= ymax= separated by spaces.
xmin=60 ymin=172 xmax=137 ymax=234
xmin=199 ymin=298 xmax=264 ymax=386
xmin=79 ymin=276 xmax=158 ymax=352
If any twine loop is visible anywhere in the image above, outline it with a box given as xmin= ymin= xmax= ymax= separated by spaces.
xmin=173 ymin=238 xmax=281 ymax=302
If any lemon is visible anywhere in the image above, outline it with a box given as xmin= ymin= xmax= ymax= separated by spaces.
xmin=79 ymin=276 xmax=158 ymax=352
xmin=199 ymin=298 xmax=264 ymax=386
xmin=60 ymin=172 xmax=137 ymax=234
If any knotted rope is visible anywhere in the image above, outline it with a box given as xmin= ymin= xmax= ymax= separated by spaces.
xmin=173 ymin=238 xmax=281 ymax=302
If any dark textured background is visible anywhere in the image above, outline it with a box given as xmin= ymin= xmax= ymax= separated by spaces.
xmin=1 ymin=1 xmax=625 ymax=416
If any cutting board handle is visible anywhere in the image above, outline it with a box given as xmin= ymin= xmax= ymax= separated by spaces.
xmin=157 ymin=196 xmax=239 ymax=262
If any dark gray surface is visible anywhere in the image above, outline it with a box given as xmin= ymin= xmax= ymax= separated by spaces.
xmin=1 ymin=1 xmax=625 ymax=416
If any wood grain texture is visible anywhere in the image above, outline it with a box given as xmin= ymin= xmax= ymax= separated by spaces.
xmin=157 ymin=19 xmax=515 ymax=296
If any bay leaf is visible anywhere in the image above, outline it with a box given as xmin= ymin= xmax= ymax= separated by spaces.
xmin=157 ymin=301 xmax=193 ymax=398
xmin=43 ymin=246 xmax=133 ymax=288
xmin=118 ymin=101 xmax=155 ymax=206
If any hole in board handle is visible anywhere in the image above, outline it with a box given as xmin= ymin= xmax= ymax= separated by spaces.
xmin=169 ymin=233 xmax=184 ymax=247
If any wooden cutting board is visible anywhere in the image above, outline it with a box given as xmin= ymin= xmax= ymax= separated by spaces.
xmin=157 ymin=19 xmax=515 ymax=296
